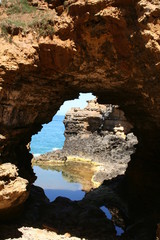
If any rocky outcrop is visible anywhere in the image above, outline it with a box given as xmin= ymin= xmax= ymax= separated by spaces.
xmin=34 ymin=99 xmax=137 ymax=183
xmin=63 ymin=99 xmax=137 ymax=168
xmin=63 ymin=100 xmax=138 ymax=182
xmin=0 ymin=163 xmax=29 ymax=218
xmin=0 ymin=0 xmax=160 ymax=237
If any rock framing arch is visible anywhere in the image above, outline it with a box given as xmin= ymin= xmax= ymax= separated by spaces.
xmin=0 ymin=0 xmax=160 ymax=235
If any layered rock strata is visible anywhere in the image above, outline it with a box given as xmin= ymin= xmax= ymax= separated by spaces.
xmin=0 ymin=0 xmax=160 ymax=237
xmin=63 ymin=99 xmax=137 ymax=181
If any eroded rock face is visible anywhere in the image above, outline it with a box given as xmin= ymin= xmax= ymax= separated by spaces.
xmin=64 ymin=99 xmax=136 ymax=157
xmin=63 ymin=99 xmax=137 ymax=181
xmin=0 ymin=163 xmax=29 ymax=216
xmin=0 ymin=0 xmax=159 ymax=235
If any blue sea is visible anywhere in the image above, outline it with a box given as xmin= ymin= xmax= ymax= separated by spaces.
xmin=30 ymin=115 xmax=65 ymax=155
xmin=31 ymin=115 xmax=85 ymax=201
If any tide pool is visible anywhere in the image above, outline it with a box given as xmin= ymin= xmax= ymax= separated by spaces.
xmin=33 ymin=166 xmax=85 ymax=201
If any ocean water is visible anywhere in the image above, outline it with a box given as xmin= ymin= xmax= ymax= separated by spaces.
xmin=30 ymin=115 xmax=65 ymax=155
xmin=31 ymin=115 xmax=85 ymax=201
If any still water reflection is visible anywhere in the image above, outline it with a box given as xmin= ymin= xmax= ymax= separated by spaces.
xmin=33 ymin=165 xmax=124 ymax=236
xmin=33 ymin=166 xmax=85 ymax=201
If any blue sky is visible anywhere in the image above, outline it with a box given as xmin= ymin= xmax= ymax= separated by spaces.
xmin=57 ymin=93 xmax=95 ymax=115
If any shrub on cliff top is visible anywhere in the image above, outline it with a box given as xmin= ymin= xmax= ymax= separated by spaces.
xmin=0 ymin=12 xmax=55 ymax=41
xmin=0 ymin=0 xmax=56 ymax=41
xmin=2 ymin=0 xmax=36 ymax=14
xmin=29 ymin=14 xmax=55 ymax=38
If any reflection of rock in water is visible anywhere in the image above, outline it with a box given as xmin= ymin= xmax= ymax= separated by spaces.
xmin=34 ymin=161 xmax=98 ymax=192
xmin=60 ymin=162 xmax=98 ymax=191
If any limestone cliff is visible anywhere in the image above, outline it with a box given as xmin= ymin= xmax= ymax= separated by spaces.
xmin=64 ymin=99 xmax=136 ymax=159
xmin=0 ymin=0 xmax=160 ymax=238
xmin=63 ymin=99 xmax=137 ymax=181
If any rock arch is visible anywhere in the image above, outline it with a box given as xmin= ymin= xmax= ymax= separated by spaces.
xmin=0 ymin=0 xmax=160 ymax=233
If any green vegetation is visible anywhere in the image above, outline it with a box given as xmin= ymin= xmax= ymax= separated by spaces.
xmin=0 ymin=18 xmax=26 ymax=41
xmin=0 ymin=0 xmax=56 ymax=41
xmin=2 ymin=0 xmax=36 ymax=14
xmin=29 ymin=14 xmax=55 ymax=38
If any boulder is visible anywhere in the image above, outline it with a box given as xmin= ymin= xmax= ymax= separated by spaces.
xmin=0 ymin=163 xmax=29 ymax=217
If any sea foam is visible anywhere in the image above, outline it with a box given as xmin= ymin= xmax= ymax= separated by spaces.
xmin=33 ymin=153 xmax=41 ymax=157
xmin=52 ymin=147 xmax=62 ymax=151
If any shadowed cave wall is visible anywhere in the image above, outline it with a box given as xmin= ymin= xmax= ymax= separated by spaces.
xmin=0 ymin=0 xmax=160 ymax=237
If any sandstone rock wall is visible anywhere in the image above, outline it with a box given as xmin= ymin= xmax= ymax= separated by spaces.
xmin=0 ymin=0 xmax=160 ymax=234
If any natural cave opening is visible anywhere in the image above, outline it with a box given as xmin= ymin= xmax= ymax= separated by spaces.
xmin=1 ymin=0 xmax=160 ymax=237
xmin=1 ymin=83 xmax=159 ymax=239
xmin=28 ymin=92 xmax=139 ymax=238
xmin=30 ymin=91 xmax=137 ymax=200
